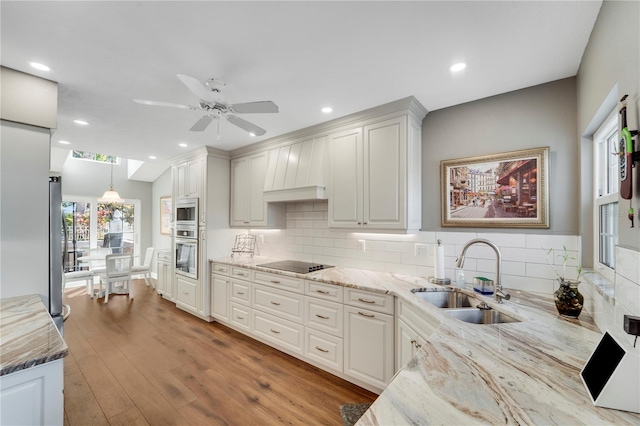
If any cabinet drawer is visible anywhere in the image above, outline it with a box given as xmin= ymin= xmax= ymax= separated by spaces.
xmin=177 ymin=278 xmax=197 ymax=308
xmin=252 ymin=310 xmax=304 ymax=354
xmin=305 ymin=328 xmax=343 ymax=373
xmin=305 ymin=281 xmax=344 ymax=302
xmin=304 ymin=297 xmax=343 ymax=337
xmin=253 ymin=285 xmax=304 ymax=323
xmin=230 ymin=266 xmax=251 ymax=280
xmin=345 ymin=288 xmax=394 ymax=314
xmin=211 ymin=263 xmax=230 ymax=275
xmin=230 ymin=303 xmax=251 ymax=332
xmin=254 ymin=270 xmax=304 ymax=293
xmin=230 ymin=279 xmax=252 ymax=306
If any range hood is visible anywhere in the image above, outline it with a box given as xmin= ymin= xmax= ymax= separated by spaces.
xmin=263 ymin=136 xmax=327 ymax=202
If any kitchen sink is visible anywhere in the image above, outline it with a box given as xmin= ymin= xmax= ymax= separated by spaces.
xmin=444 ymin=308 xmax=521 ymax=324
xmin=411 ymin=288 xmax=480 ymax=308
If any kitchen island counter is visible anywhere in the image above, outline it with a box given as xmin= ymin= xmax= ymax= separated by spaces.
xmin=0 ymin=294 xmax=68 ymax=376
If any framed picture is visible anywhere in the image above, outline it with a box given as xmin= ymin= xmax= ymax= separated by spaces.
xmin=160 ymin=196 xmax=172 ymax=235
xmin=441 ymin=147 xmax=549 ymax=228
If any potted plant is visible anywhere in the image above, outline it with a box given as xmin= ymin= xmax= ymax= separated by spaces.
xmin=543 ymin=246 xmax=584 ymax=318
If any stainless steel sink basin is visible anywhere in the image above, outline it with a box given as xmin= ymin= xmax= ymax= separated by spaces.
xmin=411 ymin=288 xmax=479 ymax=308
xmin=444 ymin=308 xmax=521 ymax=324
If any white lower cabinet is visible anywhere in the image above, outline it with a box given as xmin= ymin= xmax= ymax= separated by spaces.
xmin=211 ymin=274 xmax=230 ymax=323
xmin=305 ymin=328 xmax=343 ymax=372
xmin=230 ymin=302 xmax=252 ymax=332
xmin=344 ymin=305 xmax=394 ymax=390
xmin=252 ymin=309 xmax=304 ymax=355
xmin=156 ymin=252 xmax=173 ymax=300
xmin=397 ymin=319 xmax=426 ymax=369
xmin=0 ymin=360 xmax=63 ymax=426
xmin=176 ymin=275 xmax=198 ymax=312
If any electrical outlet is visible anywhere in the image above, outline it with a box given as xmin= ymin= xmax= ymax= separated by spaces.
xmin=358 ymin=240 xmax=366 ymax=252
xmin=415 ymin=243 xmax=429 ymax=256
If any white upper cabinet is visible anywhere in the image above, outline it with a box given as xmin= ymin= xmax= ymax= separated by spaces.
xmin=174 ymin=159 xmax=201 ymax=199
xmin=230 ymin=152 xmax=285 ymax=228
xmin=328 ymin=110 xmax=423 ymax=232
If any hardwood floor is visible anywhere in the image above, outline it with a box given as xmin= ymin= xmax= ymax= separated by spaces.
xmin=62 ymin=280 xmax=376 ymax=425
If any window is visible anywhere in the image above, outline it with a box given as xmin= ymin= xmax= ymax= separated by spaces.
xmin=71 ymin=150 xmax=118 ymax=164
xmin=593 ymin=110 xmax=619 ymax=278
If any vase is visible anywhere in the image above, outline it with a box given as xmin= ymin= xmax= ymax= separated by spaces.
xmin=554 ymin=279 xmax=584 ymax=318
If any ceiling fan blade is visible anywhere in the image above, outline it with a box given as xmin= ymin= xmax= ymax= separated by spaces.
xmin=134 ymin=99 xmax=195 ymax=110
xmin=177 ymin=74 xmax=215 ymax=102
xmin=230 ymin=101 xmax=279 ymax=114
xmin=227 ymin=115 xmax=267 ymax=136
xmin=190 ymin=116 xmax=214 ymax=132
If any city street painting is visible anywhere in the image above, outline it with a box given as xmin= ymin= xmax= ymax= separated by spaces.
xmin=441 ymin=147 xmax=549 ymax=228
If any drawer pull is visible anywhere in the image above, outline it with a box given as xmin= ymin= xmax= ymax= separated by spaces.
xmin=316 ymin=290 xmax=330 ymax=294
xmin=270 ymin=329 xmax=280 ymax=334
xmin=183 ymin=291 xmax=189 ymax=295
xmin=315 ymin=314 xmax=329 ymax=320
xmin=236 ymin=272 xmax=247 ymax=276
xmin=236 ymin=292 xmax=245 ymax=295
xmin=236 ymin=316 xmax=245 ymax=320
xmin=315 ymin=346 xmax=329 ymax=353
xmin=270 ymin=301 xmax=281 ymax=306
xmin=357 ymin=311 xmax=374 ymax=318
xmin=357 ymin=298 xmax=376 ymax=304
xmin=270 ymin=280 xmax=281 ymax=284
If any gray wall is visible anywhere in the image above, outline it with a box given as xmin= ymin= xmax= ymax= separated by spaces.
xmin=60 ymin=158 xmax=154 ymax=255
xmin=421 ymin=77 xmax=578 ymax=234
xmin=577 ymin=0 xmax=640 ymax=257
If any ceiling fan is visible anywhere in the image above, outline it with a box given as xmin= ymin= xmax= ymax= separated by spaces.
xmin=134 ymin=74 xmax=278 ymax=137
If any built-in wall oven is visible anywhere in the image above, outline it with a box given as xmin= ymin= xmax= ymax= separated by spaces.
xmin=175 ymin=237 xmax=198 ymax=279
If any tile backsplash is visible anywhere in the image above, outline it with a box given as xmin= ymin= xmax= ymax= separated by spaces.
xmin=246 ymin=200 xmax=639 ymax=344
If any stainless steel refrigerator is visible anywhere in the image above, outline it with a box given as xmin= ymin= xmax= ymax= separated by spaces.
xmin=49 ymin=176 xmax=68 ymax=335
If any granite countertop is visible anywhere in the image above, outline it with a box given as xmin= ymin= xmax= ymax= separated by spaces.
xmin=212 ymin=257 xmax=640 ymax=424
xmin=0 ymin=294 xmax=69 ymax=376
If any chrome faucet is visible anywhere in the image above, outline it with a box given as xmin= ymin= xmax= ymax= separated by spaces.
xmin=455 ymin=238 xmax=510 ymax=303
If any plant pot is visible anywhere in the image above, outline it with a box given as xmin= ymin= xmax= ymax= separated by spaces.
xmin=554 ymin=279 xmax=584 ymax=318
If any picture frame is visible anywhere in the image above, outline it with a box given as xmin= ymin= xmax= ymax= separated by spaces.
xmin=441 ymin=147 xmax=549 ymax=228
xmin=160 ymin=196 xmax=172 ymax=235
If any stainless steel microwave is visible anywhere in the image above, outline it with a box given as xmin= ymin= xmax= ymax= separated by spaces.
xmin=175 ymin=197 xmax=198 ymax=227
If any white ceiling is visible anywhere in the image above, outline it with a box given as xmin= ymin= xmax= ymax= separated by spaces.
xmin=1 ymin=1 xmax=601 ymax=164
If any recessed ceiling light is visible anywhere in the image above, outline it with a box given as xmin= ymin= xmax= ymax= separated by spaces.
xmin=29 ymin=62 xmax=51 ymax=72
xmin=179 ymin=143 xmax=188 ymax=148
xmin=249 ymin=132 xmax=256 ymax=137
xmin=449 ymin=63 xmax=466 ymax=73
xmin=321 ymin=107 xmax=333 ymax=113
xmin=149 ymin=155 xmax=157 ymax=160
xmin=73 ymin=119 xmax=89 ymax=126
xmin=58 ymin=140 xmax=71 ymax=145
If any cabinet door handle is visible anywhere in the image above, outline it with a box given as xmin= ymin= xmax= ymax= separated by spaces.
xmin=243 ymin=221 xmax=250 ymax=224
xmin=357 ymin=222 xmax=362 ymax=225
xmin=270 ymin=329 xmax=280 ymax=334
xmin=357 ymin=311 xmax=374 ymax=318
xmin=410 ymin=339 xmax=417 ymax=344
xmin=237 ymin=291 xmax=245 ymax=295
xmin=357 ymin=298 xmax=376 ymax=304
xmin=236 ymin=315 xmax=245 ymax=320
xmin=270 ymin=280 xmax=280 ymax=284
xmin=316 ymin=290 xmax=330 ymax=294
xmin=315 ymin=314 xmax=329 ymax=320
xmin=315 ymin=346 xmax=329 ymax=353
xmin=270 ymin=301 xmax=281 ymax=306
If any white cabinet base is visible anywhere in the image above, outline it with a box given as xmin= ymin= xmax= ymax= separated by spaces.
xmin=0 ymin=360 xmax=64 ymax=426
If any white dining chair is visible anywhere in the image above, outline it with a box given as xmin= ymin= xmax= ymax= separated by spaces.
xmin=131 ymin=247 xmax=155 ymax=288
xmin=98 ymin=253 xmax=133 ymax=303
xmin=63 ymin=270 xmax=96 ymax=297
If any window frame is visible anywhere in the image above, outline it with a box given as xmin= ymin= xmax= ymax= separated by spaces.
xmin=592 ymin=109 xmax=619 ymax=281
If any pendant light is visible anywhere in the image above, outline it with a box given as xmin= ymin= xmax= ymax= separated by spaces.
xmin=98 ymin=160 xmax=124 ymax=203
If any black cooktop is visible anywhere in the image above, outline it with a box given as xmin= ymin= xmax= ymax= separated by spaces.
xmin=257 ymin=260 xmax=334 ymax=274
